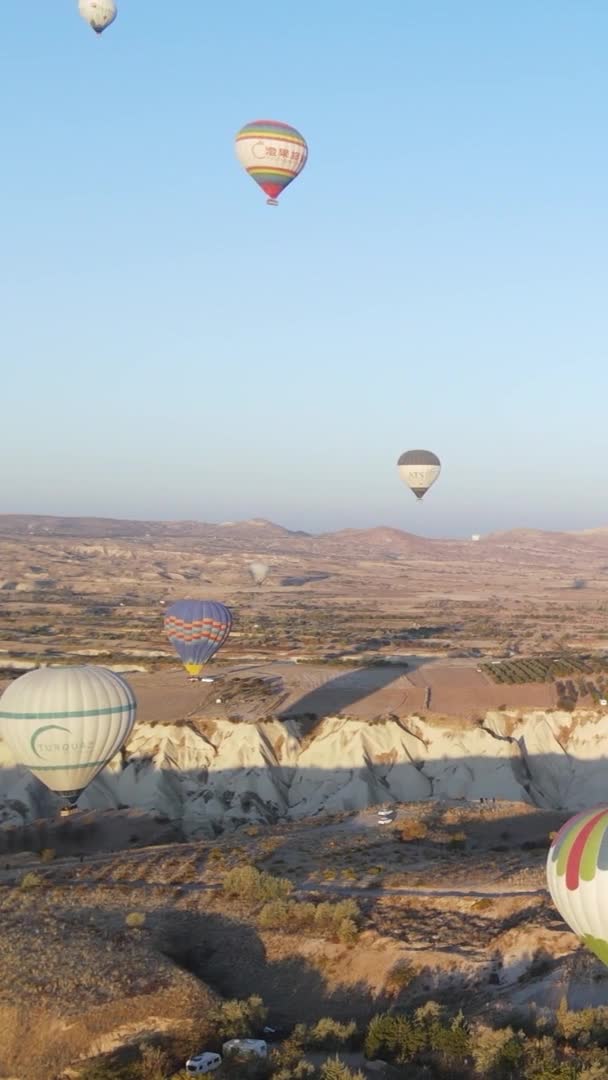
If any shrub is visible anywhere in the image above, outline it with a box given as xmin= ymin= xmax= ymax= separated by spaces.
xmin=337 ymin=918 xmax=359 ymax=945
xmin=307 ymin=1018 xmax=357 ymax=1049
xmin=449 ymin=831 xmax=467 ymax=849
xmin=472 ymin=897 xmax=493 ymax=911
xmin=222 ymin=865 xmax=293 ymax=904
xmin=136 ymin=1043 xmax=171 ymax=1080
xmin=39 ymin=847 xmax=56 ymax=863
xmin=399 ymin=820 xmax=428 ymax=842
xmin=20 ymin=871 xmax=44 ymax=890
xmin=319 ymin=1057 xmax=364 ymax=1080
xmin=386 ymin=960 xmax=416 ymax=991
xmin=207 ymin=995 xmax=268 ymax=1040
xmin=471 ymin=1024 xmax=524 ymax=1076
xmin=125 ymin=912 xmax=146 ymax=929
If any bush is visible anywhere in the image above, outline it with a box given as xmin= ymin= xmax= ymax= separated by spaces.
xmin=386 ymin=960 xmax=416 ymax=991
xmin=257 ymin=898 xmax=359 ymax=943
xmin=449 ymin=831 xmax=467 ymax=849
xmin=306 ymin=1018 xmax=357 ymax=1050
xmin=319 ymin=1058 xmax=364 ymax=1080
xmin=222 ymin=865 xmax=293 ymax=904
xmin=39 ymin=847 xmax=56 ymax=863
xmin=337 ymin=918 xmax=359 ymax=945
xmin=20 ymin=871 xmax=44 ymax=890
xmin=207 ymin=995 xmax=268 ymax=1040
xmin=125 ymin=912 xmax=146 ymax=929
xmin=136 ymin=1043 xmax=172 ymax=1080
xmin=471 ymin=1024 xmax=524 ymax=1076
xmin=398 ymin=820 xmax=428 ymax=842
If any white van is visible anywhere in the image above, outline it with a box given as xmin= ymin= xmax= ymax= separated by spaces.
xmin=185 ymin=1051 xmax=222 ymax=1074
xmin=222 ymin=1039 xmax=268 ymax=1059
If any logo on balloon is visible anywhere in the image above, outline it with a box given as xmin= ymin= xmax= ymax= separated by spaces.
xmin=30 ymin=725 xmax=94 ymax=761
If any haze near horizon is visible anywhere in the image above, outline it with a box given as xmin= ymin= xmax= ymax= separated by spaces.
xmin=1 ymin=1 xmax=607 ymax=537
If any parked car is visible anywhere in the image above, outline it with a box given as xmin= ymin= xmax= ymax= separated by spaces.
xmin=185 ymin=1051 xmax=222 ymax=1075
xmin=222 ymin=1039 xmax=268 ymax=1059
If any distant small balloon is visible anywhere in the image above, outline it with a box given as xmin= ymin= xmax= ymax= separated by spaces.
xmin=248 ymin=562 xmax=270 ymax=587
xmin=78 ymin=0 xmax=117 ymax=34
xmin=397 ymin=449 xmax=441 ymax=501
xmin=235 ymin=120 xmax=308 ymax=206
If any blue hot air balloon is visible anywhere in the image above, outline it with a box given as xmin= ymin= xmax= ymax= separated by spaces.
xmin=164 ymin=600 xmax=232 ymax=678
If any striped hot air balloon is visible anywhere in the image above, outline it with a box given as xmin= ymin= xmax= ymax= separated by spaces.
xmin=0 ymin=666 xmax=136 ymax=809
xmin=547 ymin=807 xmax=608 ymax=967
xmin=235 ymin=120 xmax=308 ymax=206
xmin=164 ymin=600 xmax=232 ymax=678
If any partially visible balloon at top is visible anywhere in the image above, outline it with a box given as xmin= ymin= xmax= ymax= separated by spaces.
xmin=235 ymin=120 xmax=308 ymax=206
xmin=78 ymin=0 xmax=117 ymax=34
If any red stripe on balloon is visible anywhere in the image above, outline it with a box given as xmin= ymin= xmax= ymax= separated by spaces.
xmin=566 ymin=808 xmax=608 ymax=890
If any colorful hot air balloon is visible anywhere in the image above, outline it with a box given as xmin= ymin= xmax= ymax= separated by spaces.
xmin=164 ymin=600 xmax=232 ymax=678
xmin=235 ymin=120 xmax=308 ymax=206
xmin=0 ymin=666 xmax=136 ymax=809
xmin=248 ymin=562 xmax=270 ymax=587
xmin=397 ymin=449 xmax=441 ymax=501
xmin=78 ymin=0 xmax=117 ymax=34
xmin=547 ymin=807 xmax=608 ymax=967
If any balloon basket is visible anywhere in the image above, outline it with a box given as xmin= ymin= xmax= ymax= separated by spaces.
xmin=59 ymin=806 xmax=77 ymax=818
xmin=266 ymin=198 xmax=279 ymax=206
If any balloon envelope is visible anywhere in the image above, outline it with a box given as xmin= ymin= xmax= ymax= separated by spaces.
xmin=235 ymin=120 xmax=308 ymax=205
xmin=547 ymin=806 xmax=608 ymax=966
xmin=0 ymin=665 xmax=136 ymax=806
xmin=248 ymin=562 xmax=270 ymax=586
xmin=164 ymin=600 xmax=232 ymax=676
xmin=397 ymin=449 xmax=441 ymax=501
xmin=78 ymin=0 xmax=117 ymax=34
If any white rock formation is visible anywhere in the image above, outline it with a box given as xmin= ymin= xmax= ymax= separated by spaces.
xmin=0 ymin=709 xmax=607 ymax=835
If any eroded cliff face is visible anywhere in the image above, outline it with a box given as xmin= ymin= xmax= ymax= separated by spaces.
xmin=0 ymin=709 xmax=606 ymax=835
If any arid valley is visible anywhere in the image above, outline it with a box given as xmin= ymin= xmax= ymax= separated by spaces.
xmin=3 ymin=514 xmax=608 ymax=1079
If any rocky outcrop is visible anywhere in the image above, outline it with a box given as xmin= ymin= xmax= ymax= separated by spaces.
xmin=0 ymin=709 xmax=606 ymax=836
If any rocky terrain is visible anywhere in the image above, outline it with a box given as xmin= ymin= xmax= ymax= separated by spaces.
xmin=0 ymin=800 xmax=606 ymax=1078
xmin=2 ymin=516 xmax=608 ymax=1077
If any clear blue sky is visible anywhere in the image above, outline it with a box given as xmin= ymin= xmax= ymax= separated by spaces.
xmin=2 ymin=1 xmax=607 ymax=537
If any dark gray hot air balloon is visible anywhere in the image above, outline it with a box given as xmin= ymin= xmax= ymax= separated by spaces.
xmin=397 ymin=449 xmax=441 ymax=501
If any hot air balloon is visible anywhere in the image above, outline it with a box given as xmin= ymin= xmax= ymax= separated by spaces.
xmin=397 ymin=449 xmax=441 ymax=501
xmin=0 ymin=665 xmax=136 ymax=810
xmin=235 ymin=120 xmax=308 ymax=206
xmin=547 ymin=807 xmax=608 ymax=967
xmin=78 ymin=0 xmax=117 ymax=34
xmin=164 ymin=600 xmax=232 ymax=679
xmin=248 ymin=562 xmax=270 ymax=587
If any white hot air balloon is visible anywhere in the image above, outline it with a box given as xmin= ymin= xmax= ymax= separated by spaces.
xmin=0 ymin=666 xmax=136 ymax=810
xmin=547 ymin=807 xmax=608 ymax=969
xmin=397 ymin=449 xmax=441 ymax=502
xmin=78 ymin=0 xmax=117 ymax=35
xmin=248 ymin=561 xmax=270 ymax=587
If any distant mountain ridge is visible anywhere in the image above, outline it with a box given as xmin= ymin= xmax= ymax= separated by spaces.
xmin=0 ymin=514 xmax=607 ymax=556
